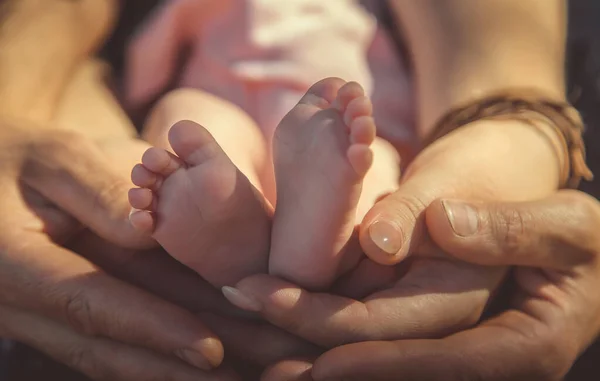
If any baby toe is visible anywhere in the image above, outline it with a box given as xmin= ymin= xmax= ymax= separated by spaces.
xmin=347 ymin=144 xmax=373 ymax=178
xmin=334 ymin=81 xmax=365 ymax=112
xmin=299 ymin=77 xmax=347 ymax=109
xmin=350 ymin=116 xmax=377 ymax=145
xmin=131 ymin=163 xmax=161 ymax=189
xmin=128 ymin=187 xmax=155 ymax=210
xmin=141 ymin=147 xmax=182 ymax=176
xmin=344 ymin=96 xmax=373 ymax=126
xmin=129 ymin=209 xmax=155 ymax=232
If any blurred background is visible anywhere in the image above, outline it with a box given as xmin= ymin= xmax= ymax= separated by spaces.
xmin=2 ymin=0 xmax=600 ymax=379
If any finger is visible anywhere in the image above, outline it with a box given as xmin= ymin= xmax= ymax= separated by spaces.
xmin=222 ymin=275 xmax=371 ymax=346
xmin=200 ymin=312 xmax=320 ymax=367
xmin=0 ymin=234 xmax=223 ymax=369
xmin=261 ymin=359 xmax=315 ymax=381
xmin=331 ymin=258 xmax=399 ymax=299
xmin=426 ymin=190 xmax=600 ymax=270
xmin=225 ymin=268 xmax=498 ymax=347
xmin=359 ymin=120 xmax=562 ymax=266
xmin=21 ymin=186 xmax=82 ymax=243
xmin=69 ymin=231 xmax=236 ymax=316
xmin=21 ymin=130 xmax=153 ymax=248
xmin=312 ymin=310 xmax=574 ymax=381
xmin=0 ymin=304 xmax=239 ymax=381
xmin=359 ymin=179 xmax=438 ymax=265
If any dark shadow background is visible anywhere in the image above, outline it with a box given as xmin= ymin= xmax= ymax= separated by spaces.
xmin=4 ymin=0 xmax=600 ymax=379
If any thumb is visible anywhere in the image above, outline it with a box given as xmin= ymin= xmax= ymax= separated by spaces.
xmin=359 ymin=173 xmax=445 ymax=265
xmin=358 ymin=118 xmax=563 ymax=265
xmin=22 ymin=131 xmax=153 ymax=248
xmin=424 ymin=190 xmax=600 ymax=270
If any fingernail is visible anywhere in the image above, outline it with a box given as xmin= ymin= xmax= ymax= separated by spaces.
xmin=441 ymin=200 xmax=479 ymax=237
xmin=128 ymin=209 xmax=142 ymax=230
xmin=176 ymin=348 xmax=212 ymax=370
xmin=128 ymin=209 xmax=137 ymax=226
xmin=368 ymin=220 xmax=403 ymax=255
xmin=221 ymin=286 xmax=261 ymax=312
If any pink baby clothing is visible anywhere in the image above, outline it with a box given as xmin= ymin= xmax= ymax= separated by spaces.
xmin=126 ymin=0 xmax=415 ymax=155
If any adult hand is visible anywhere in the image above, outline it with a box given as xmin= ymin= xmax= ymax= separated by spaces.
xmin=0 ymin=122 xmax=229 ymax=380
xmin=222 ymin=120 xmax=567 ymax=345
xmin=356 ymin=118 xmax=566 ymax=332
xmin=72 ymin=232 xmax=322 ymax=372
xmin=263 ymin=190 xmax=600 ymax=380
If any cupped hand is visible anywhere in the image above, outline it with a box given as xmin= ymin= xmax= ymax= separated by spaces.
xmin=73 ymin=231 xmax=322 ymax=373
xmin=221 ymin=120 xmax=564 ymax=345
xmin=0 ymin=122 xmax=232 ymax=380
xmin=264 ymin=190 xmax=600 ymax=381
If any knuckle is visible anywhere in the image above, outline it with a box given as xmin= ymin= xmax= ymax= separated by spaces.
xmin=535 ymin=329 xmax=576 ymax=380
xmin=39 ymin=130 xmax=90 ymax=158
xmin=565 ymin=192 xmax=600 ymax=227
xmin=491 ymin=208 xmax=529 ymax=254
xmin=66 ymin=345 xmax=104 ymax=380
xmin=25 ymin=131 xmax=94 ymax=180
xmin=92 ymin=177 xmax=130 ymax=217
xmin=390 ymin=194 xmax=428 ymax=222
xmin=556 ymin=192 xmax=600 ymax=265
xmin=53 ymin=129 xmax=88 ymax=147
xmin=371 ymin=193 xmax=427 ymax=234
xmin=278 ymin=308 xmax=311 ymax=341
xmin=64 ymin=291 xmax=96 ymax=336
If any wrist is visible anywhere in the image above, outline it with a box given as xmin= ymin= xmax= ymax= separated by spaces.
xmin=415 ymin=54 xmax=566 ymax=138
xmin=421 ymin=88 xmax=593 ymax=189
xmin=390 ymin=0 xmax=567 ymax=136
xmin=435 ymin=118 xmax=565 ymax=192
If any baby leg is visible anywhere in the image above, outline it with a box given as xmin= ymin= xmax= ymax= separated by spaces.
xmin=143 ymin=88 xmax=271 ymax=195
xmin=129 ymin=89 xmax=272 ymax=287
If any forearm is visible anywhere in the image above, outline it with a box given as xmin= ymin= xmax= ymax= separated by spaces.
xmin=0 ymin=0 xmax=117 ymax=123
xmin=390 ymin=0 xmax=567 ymax=137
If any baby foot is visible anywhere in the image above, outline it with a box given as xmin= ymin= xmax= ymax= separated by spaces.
xmin=128 ymin=120 xmax=271 ymax=287
xmin=269 ymin=78 xmax=376 ymax=290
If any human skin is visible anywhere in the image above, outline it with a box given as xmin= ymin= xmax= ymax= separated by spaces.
xmin=0 ymin=0 xmax=117 ymax=123
xmin=0 ymin=1 xmax=238 ymax=378
xmin=319 ymin=0 xmax=571 ymax=344
xmin=131 ymin=1 xmax=572 ymax=345
xmin=256 ymin=191 xmax=600 ymax=380
xmin=1 ymin=0 xmax=576 ymax=378
xmin=362 ymin=0 xmax=567 ymax=261
xmin=218 ymin=0 xmax=581 ymax=370
xmin=0 ymin=2 xmax=320 ymax=378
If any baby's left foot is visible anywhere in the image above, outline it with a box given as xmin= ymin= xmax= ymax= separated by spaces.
xmin=269 ymin=78 xmax=376 ymax=290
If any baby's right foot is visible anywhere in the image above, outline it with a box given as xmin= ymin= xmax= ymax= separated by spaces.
xmin=269 ymin=78 xmax=376 ymax=290
xmin=128 ymin=120 xmax=272 ymax=287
